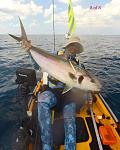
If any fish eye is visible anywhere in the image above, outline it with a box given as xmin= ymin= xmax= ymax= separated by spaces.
xmin=68 ymin=72 xmax=76 ymax=80
xmin=91 ymin=79 xmax=95 ymax=83
xmin=78 ymin=75 xmax=84 ymax=83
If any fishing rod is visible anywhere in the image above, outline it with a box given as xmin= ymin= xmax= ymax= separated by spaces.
xmin=88 ymin=26 xmax=119 ymax=107
xmin=89 ymin=93 xmax=103 ymax=150
xmin=52 ymin=0 xmax=56 ymax=52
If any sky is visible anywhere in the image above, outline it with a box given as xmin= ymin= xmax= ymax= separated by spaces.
xmin=0 ymin=0 xmax=120 ymax=35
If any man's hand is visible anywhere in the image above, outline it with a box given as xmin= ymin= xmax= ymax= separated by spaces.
xmin=20 ymin=40 xmax=32 ymax=50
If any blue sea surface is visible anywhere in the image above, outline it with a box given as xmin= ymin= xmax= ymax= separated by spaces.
xmin=0 ymin=35 xmax=120 ymax=149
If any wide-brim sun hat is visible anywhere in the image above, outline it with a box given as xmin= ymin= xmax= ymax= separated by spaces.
xmin=63 ymin=36 xmax=84 ymax=54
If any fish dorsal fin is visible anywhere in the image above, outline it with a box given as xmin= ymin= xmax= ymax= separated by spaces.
xmin=62 ymin=85 xmax=72 ymax=94
xmin=69 ymin=60 xmax=76 ymax=73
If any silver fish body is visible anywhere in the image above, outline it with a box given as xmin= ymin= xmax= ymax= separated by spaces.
xmin=30 ymin=46 xmax=101 ymax=92
xmin=9 ymin=17 xmax=101 ymax=92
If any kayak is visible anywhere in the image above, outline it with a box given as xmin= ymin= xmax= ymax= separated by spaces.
xmin=12 ymin=68 xmax=120 ymax=150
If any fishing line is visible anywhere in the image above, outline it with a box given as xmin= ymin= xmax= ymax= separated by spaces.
xmin=82 ymin=64 xmax=120 ymax=114
xmin=101 ymin=89 xmax=120 ymax=107
xmin=52 ymin=0 xmax=56 ymax=52
xmin=86 ymin=34 xmax=120 ymax=113
xmin=82 ymin=64 xmax=120 ymax=112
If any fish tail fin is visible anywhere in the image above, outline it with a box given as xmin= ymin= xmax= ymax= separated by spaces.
xmin=8 ymin=34 xmax=22 ymax=42
xmin=18 ymin=17 xmax=28 ymax=41
xmin=9 ymin=17 xmax=31 ymax=50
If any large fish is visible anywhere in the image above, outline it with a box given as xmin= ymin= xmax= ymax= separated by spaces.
xmin=9 ymin=17 xmax=101 ymax=93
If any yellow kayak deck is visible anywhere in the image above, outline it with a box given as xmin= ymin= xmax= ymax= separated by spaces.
xmin=59 ymin=94 xmax=120 ymax=150
xmin=27 ymin=81 xmax=120 ymax=150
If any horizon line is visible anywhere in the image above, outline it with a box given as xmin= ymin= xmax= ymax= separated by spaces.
xmin=1 ymin=34 xmax=120 ymax=36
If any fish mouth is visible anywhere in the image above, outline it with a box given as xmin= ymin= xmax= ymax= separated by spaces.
xmin=92 ymin=91 xmax=100 ymax=94
xmin=80 ymin=77 xmax=101 ymax=92
xmin=89 ymin=76 xmax=101 ymax=92
xmin=84 ymin=82 xmax=101 ymax=92
xmin=92 ymin=84 xmax=101 ymax=92
xmin=93 ymin=89 xmax=101 ymax=93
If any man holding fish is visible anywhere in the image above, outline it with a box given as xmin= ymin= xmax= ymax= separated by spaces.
xmin=37 ymin=36 xmax=86 ymax=150
xmin=9 ymin=16 xmax=101 ymax=150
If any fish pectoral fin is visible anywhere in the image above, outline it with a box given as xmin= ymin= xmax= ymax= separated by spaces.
xmin=62 ymin=85 xmax=72 ymax=94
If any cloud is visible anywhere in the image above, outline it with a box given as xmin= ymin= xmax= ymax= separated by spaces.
xmin=78 ymin=0 xmax=120 ymax=27
xmin=29 ymin=20 xmax=37 ymax=28
xmin=0 ymin=0 xmax=120 ymax=34
xmin=0 ymin=11 xmax=14 ymax=22
xmin=45 ymin=0 xmax=120 ymax=28
xmin=0 ymin=0 xmax=43 ymax=21
xmin=44 ymin=4 xmax=56 ymax=17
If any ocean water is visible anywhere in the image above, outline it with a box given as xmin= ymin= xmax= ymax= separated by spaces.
xmin=0 ymin=35 xmax=120 ymax=149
